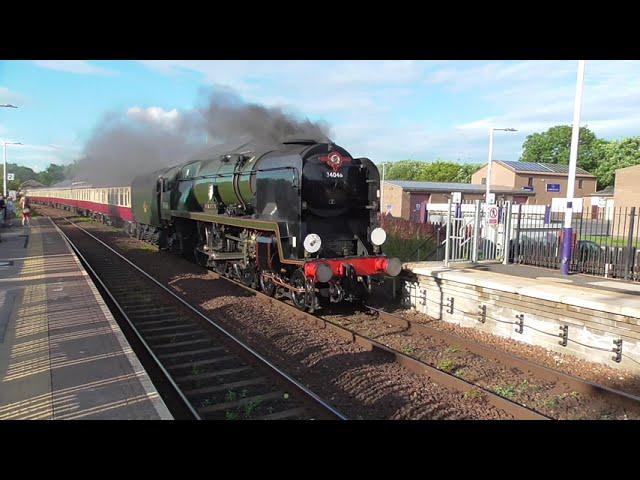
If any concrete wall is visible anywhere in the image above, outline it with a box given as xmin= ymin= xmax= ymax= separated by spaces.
xmin=402 ymin=271 xmax=640 ymax=374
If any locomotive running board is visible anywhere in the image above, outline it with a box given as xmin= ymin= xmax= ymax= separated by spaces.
xmin=170 ymin=210 xmax=304 ymax=266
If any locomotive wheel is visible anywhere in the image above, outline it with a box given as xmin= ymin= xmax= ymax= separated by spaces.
xmin=240 ymin=266 xmax=258 ymax=288
xmin=290 ymin=269 xmax=310 ymax=311
xmin=213 ymin=261 xmax=227 ymax=276
xmin=259 ymin=273 xmax=276 ymax=297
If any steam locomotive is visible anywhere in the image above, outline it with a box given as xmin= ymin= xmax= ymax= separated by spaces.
xmin=28 ymin=139 xmax=401 ymax=311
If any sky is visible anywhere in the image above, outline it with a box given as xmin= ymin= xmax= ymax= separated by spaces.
xmin=1 ymin=60 xmax=640 ymax=172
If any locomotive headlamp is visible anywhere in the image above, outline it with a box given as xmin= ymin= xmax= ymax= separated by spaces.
xmin=303 ymin=233 xmax=322 ymax=253
xmin=370 ymin=227 xmax=387 ymax=246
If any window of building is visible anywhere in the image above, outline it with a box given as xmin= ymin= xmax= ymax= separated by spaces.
xmin=578 ymin=179 xmax=583 ymax=189
xmin=527 ymin=177 xmax=533 ymax=187
xmin=481 ymin=177 xmax=486 ymax=185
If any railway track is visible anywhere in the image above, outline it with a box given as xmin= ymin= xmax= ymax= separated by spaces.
xmin=365 ymin=306 xmax=640 ymax=416
xmin=49 ymin=215 xmax=545 ymax=419
xmin=50 ymin=210 xmax=640 ymax=420
xmin=50 ymin=217 xmax=345 ymax=420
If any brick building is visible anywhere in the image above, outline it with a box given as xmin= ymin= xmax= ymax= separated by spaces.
xmin=380 ymin=180 xmax=533 ymax=222
xmin=471 ymin=160 xmax=597 ymax=205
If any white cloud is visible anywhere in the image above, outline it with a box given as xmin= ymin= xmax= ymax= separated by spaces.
xmin=4 ymin=142 xmax=81 ymax=170
xmin=140 ymin=60 xmax=640 ymax=164
xmin=126 ymin=106 xmax=181 ymax=129
xmin=0 ymin=86 xmax=26 ymax=105
xmin=33 ymin=60 xmax=115 ymax=76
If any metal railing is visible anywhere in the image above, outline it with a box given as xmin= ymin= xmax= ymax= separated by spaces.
xmin=510 ymin=204 xmax=640 ymax=281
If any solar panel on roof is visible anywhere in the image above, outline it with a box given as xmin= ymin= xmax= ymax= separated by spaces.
xmin=498 ymin=161 xmax=590 ymax=175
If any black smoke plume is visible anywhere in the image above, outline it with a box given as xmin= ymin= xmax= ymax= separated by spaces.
xmin=68 ymin=88 xmax=331 ymax=186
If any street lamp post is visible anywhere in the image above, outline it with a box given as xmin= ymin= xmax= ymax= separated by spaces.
xmin=1 ymin=104 xmax=20 ymax=197
xmin=3 ymin=142 xmax=22 ymax=197
xmin=561 ymin=60 xmax=586 ymax=276
xmin=485 ymin=127 xmax=517 ymax=204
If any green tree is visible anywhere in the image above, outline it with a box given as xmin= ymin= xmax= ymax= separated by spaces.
xmin=37 ymin=163 xmax=66 ymax=186
xmin=520 ymin=125 xmax=606 ymax=173
xmin=453 ymin=163 xmax=482 ymax=183
xmin=593 ymin=137 xmax=640 ymax=189
xmin=381 ymin=160 xmax=426 ymax=181
xmin=5 ymin=162 xmax=38 ymax=191
xmin=378 ymin=160 xmax=479 ymax=183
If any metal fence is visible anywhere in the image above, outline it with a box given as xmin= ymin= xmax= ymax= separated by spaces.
xmin=397 ymin=200 xmax=640 ymax=282
xmin=510 ymin=205 xmax=640 ymax=281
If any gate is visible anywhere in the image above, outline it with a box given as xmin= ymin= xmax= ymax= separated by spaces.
xmin=444 ymin=200 xmax=512 ymax=265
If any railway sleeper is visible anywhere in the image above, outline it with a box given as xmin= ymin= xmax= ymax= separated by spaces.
xmin=198 ymin=391 xmax=285 ymax=415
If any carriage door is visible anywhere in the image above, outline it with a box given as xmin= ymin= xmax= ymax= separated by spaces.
xmin=410 ymin=193 xmax=430 ymax=223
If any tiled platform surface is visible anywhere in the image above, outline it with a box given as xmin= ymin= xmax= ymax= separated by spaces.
xmin=0 ymin=217 xmax=172 ymax=419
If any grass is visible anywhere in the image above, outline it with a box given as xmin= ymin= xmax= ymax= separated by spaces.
xmin=225 ymin=411 xmax=239 ymax=420
xmin=402 ymin=345 xmax=416 ymax=356
xmin=437 ymin=359 xmax=456 ymax=373
xmin=464 ymin=389 xmax=483 ymax=401
xmin=517 ymin=379 xmax=542 ymax=394
xmin=539 ymin=397 xmax=559 ymax=410
xmin=580 ymin=234 xmax=640 ymax=248
xmin=539 ymin=392 xmax=580 ymax=412
xmin=454 ymin=368 xmax=467 ymax=380
xmin=244 ymin=399 xmax=262 ymax=418
xmin=493 ymin=385 xmax=517 ymax=400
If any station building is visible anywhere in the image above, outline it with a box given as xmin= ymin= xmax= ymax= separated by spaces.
xmin=471 ymin=160 xmax=597 ymax=205
xmin=380 ymin=180 xmax=533 ymax=222
xmin=612 ymin=164 xmax=640 ymax=210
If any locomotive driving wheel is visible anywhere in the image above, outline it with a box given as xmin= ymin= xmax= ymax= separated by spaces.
xmin=290 ymin=268 xmax=317 ymax=312
xmin=259 ymin=273 xmax=276 ymax=297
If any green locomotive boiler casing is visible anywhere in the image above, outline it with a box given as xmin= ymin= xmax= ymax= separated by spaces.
xmin=188 ymin=152 xmax=260 ymax=215
xmin=132 ymin=139 xmax=383 ymax=261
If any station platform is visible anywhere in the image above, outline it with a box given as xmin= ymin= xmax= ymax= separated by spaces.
xmin=402 ymin=260 xmax=640 ymax=373
xmin=0 ymin=217 xmax=172 ymax=419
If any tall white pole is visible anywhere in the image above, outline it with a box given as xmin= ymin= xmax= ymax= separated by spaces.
xmin=485 ymin=128 xmax=494 ymax=204
xmin=561 ymin=60 xmax=586 ymax=275
xmin=381 ymin=162 xmax=386 ymax=214
xmin=3 ymin=143 xmax=6 ymax=197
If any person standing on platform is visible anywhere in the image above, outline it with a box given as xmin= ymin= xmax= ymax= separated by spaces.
xmin=0 ymin=195 xmax=6 ymax=228
xmin=6 ymin=197 xmax=14 ymax=222
xmin=20 ymin=195 xmax=31 ymax=228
